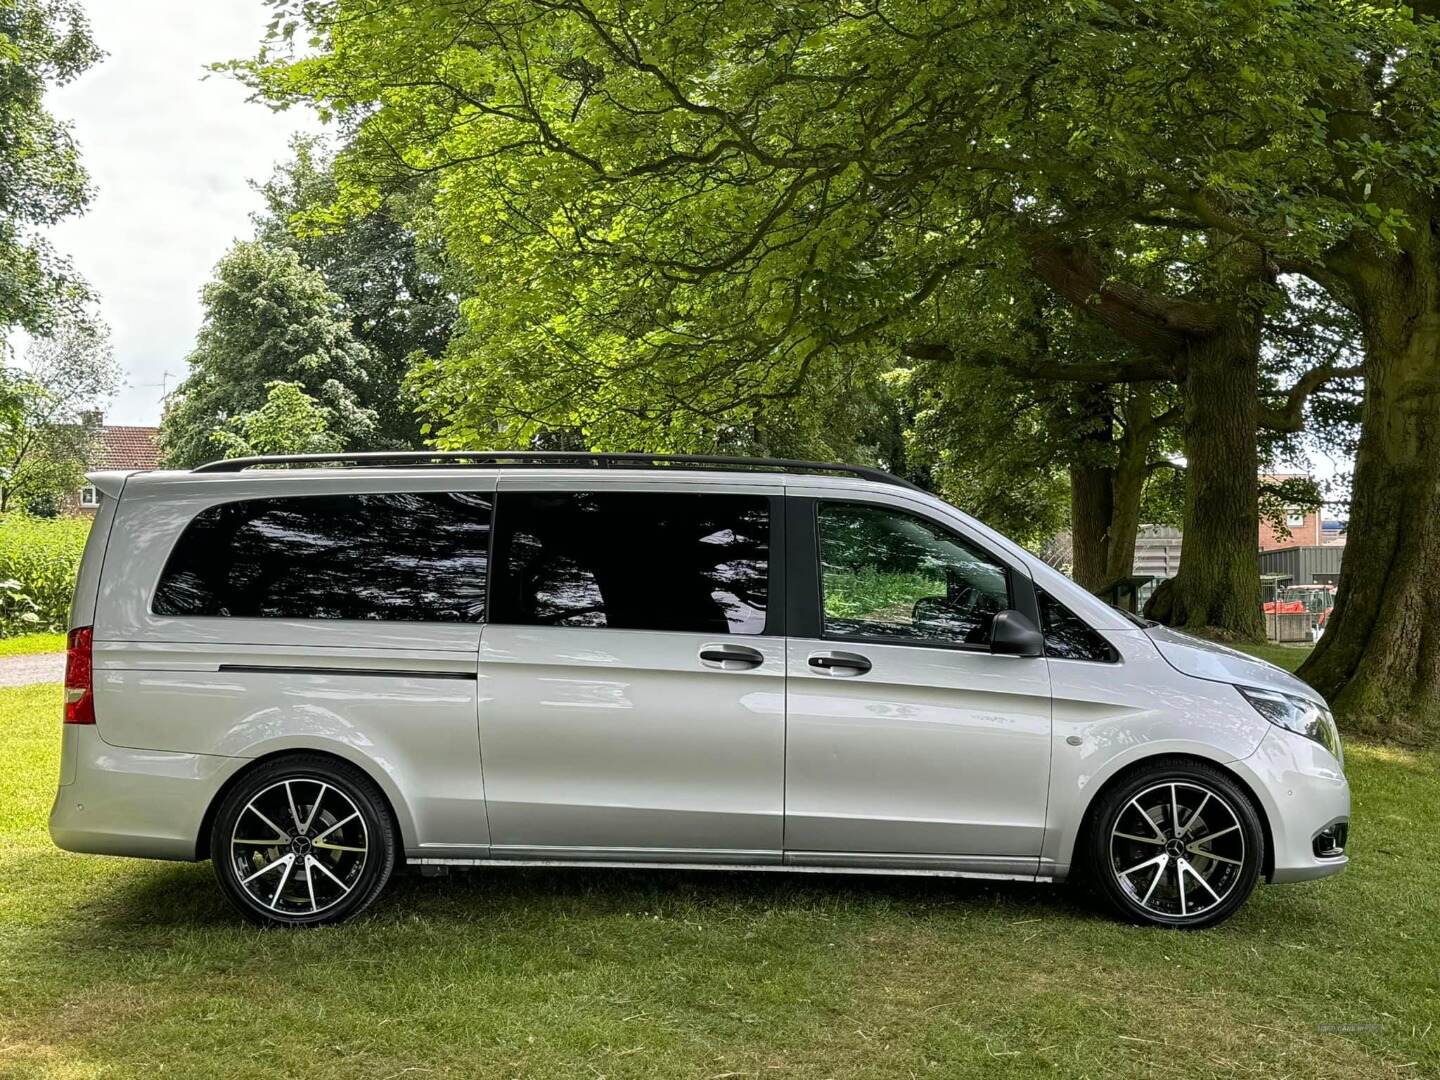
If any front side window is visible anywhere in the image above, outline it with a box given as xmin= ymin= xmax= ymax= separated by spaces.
xmin=1037 ymin=590 xmax=1119 ymax=663
xmin=818 ymin=502 xmax=1009 ymax=647
xmin=152 ymin=491 xmax=492 ymax=622
xmin=490 ymin=491 xmax=769 ymax=634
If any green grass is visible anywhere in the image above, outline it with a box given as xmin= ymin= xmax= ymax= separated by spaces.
xmin=2 ymin=684 xmax=1436 ymax=1078
xmin=0 ymin=632 xmax=66 ymax=657
xmin=1234 ymin=642 xmax=1314 ymax=673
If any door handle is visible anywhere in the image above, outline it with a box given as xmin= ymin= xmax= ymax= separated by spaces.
xmin=699 ymin=643 xmax=766 ymax=671
xmin=808 ymin=650 xmax=872 ymax=676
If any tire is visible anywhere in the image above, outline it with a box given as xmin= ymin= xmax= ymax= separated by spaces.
xmin=210 ymin=754 xmax=396 ymax=927
xmin=1086 ymin=759 xmax=1264 ymax=929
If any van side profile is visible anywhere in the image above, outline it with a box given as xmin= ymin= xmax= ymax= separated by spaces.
xmin=51 ymin=453 xmax=1349 ymax=927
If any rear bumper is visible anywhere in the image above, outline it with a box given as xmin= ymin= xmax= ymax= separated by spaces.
xmin=49 ymin=725 xmax=242 ymax=861
xmin=1231 ymin=728 xmax=1350 ymax=885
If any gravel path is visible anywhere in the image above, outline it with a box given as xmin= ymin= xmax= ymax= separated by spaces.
xmin=0 ymin=652 xmax=64 ymax=687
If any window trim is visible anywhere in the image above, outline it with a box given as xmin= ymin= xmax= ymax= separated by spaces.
xmin=79 ymin=484 xmax=100 ymax=508
xmin=487 ymin=488 xmax=785 ymax=637
xmin=795 ymin=495 xmax=1039 ymax=653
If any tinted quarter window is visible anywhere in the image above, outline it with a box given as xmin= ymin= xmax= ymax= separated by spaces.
xmin=818 ymin=502 xmax=1009 ymax=646
xmin=491 ymin=491 xmax=769 ymax=634
xmin=153 ymin=491 xmax=492 ymax=622
xmin=1037 ymin=589 xmax=1119 ymax=662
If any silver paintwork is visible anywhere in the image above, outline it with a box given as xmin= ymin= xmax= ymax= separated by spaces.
xmin=50 ymin=465 xmax=1349 ymax=900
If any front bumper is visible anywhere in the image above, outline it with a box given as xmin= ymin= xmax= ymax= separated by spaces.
xmin=1231 ymin=727 xmax=1350 ymax=884
xmin=49 ymin=725 xmax=243 ymax=862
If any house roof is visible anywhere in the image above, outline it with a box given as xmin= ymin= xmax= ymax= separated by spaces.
xmin=92 ymin=425 xmax=160 ymax=471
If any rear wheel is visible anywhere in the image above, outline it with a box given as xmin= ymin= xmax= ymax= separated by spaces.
xmin=211 ymin=755 xmax=396 ymax=927
xmin=1087 ymin=760 xmax=1264 ymax=929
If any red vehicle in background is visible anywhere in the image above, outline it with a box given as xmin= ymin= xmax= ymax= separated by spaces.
xmin=1264 ymin=585 xmax=1336 ymax=638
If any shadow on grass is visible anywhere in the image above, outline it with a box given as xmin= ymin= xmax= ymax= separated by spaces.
xmin=60 ymin=854 xmax=1105 ymax=935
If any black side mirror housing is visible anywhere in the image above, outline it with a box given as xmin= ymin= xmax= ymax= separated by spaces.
xmin=989 ymin=609 xmax=1044 ymax=658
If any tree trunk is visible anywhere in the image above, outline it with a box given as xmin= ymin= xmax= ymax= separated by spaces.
xmin=1298 ymin=261 xmax=1440 ymax=741
xmin=1070 ymin=462 xmax=1114 ymax=591
xmin=1144 ymin=322 xmax=1264 ymax=640
xmin=1105 ymin=385 xmax=1152 ymax=584
xmin=1070 ymin=385 xmax=1153 ymax=594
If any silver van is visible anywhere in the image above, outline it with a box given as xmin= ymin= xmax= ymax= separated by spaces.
xmin=50 ymin=453 xmax=1349 ymax=928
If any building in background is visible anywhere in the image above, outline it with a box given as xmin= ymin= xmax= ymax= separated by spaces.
xmin=63 ymin=425 xmax=160 ymax=516
xmin=1258 ymin=544 xmax=1345 ymax=587
xmin=1255 ymin=474 xmax=1347 ymax=586
xmin=1259 ymin=503 xmax=1322 ymax=551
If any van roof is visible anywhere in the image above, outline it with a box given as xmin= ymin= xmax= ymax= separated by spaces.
xmin=180 ymin=451 xmax=924 ymax=492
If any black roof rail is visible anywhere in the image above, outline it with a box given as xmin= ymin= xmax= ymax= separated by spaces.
xmin=191 ymin=450 xmax=924 ymax=491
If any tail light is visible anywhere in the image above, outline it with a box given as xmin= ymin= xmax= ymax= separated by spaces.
xmin=64 ymin=626 xmax=95 ymax=725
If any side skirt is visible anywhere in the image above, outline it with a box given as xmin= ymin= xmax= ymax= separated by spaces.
xmin=407 ymin=855 xmax=1055 ymax=884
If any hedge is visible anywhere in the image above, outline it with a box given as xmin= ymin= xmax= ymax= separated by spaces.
xmin=0 ymin=514 xmax=91 ymax=636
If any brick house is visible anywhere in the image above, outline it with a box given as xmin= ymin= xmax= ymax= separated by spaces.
xmin=1258 ymin=504 xmax=1322 ymax=551
xmin=1258 ymin=473 xmax=1327 ymax=551
xmin=62 ymin=425 xmax=160 ymax=516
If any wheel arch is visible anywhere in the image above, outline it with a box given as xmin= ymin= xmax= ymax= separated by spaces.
xmin=1069 ymin=752 xmax=1276 ymax=883
xmin=196 ymin=747 xmax=409 ymax=862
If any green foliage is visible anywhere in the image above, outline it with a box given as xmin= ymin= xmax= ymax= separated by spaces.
xmin=822 ymin=568 xmax=935 ymax=622
xmin=158 ymin=242 xmax=380 ymax=468
xmin=0 ymin=512 xmax=88 ymax=634
xmin=209 ymin=380 xmax=343 ymax=459
xmin=251 ymin=137 xmax=458 ymax=448
xmin=0 ymin=314 xmax=119 ymax=512
xmin=237 ymin=0 xmax=1408 ymax=444
xmin=0 ymin=0 xmax=102 ymax=335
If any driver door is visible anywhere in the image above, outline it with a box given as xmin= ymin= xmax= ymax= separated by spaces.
xmin=783 ymin=494 xmax=1052 ymax=873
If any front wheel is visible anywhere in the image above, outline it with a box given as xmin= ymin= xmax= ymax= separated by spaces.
xmin=211 ymin=755 xmax=396 ymax=927
xmin=1087 ymin=760 xmax=1264 ymax=929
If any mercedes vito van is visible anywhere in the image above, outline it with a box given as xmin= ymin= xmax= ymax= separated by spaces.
xmin=50 ymin=453 xmax=1349 ymax=928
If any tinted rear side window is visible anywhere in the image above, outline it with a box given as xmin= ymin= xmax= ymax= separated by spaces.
xmin=490 ymin=491 xmax=769 ymax=634
xmin=152 ymin=491 xmax=492 ymax=622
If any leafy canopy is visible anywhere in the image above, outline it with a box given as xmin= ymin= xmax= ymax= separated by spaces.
xmin=252 ymin=136 xmax=458 ymax=447
xmin=158 ymin=242 xmax=379 ymax=468
xmin=0 ymin=0 xmax=103 ymax=336
xmin=239 ymin=0 xmax=1421 ymax=453
xmin=0 ymin=313 xmax=118 ymax=513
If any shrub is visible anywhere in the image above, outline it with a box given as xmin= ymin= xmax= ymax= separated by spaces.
xmin=0 ymin=514 xmax=91 ymax=635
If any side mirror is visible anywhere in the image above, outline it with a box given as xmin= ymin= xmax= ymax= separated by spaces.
xmin=989 ymin=609 xmax=1044 ymax=658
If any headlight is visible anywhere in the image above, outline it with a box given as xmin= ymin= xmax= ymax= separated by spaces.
xmin=1237 ymin=686 xmax=1343 ymax=765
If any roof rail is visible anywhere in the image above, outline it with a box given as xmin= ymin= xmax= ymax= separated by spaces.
xmin=190 ymin=450 xmax=924 ymax=491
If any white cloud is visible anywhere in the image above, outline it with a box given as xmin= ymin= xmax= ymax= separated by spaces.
xmin=38 ymin=0 xmax=321 ymax=425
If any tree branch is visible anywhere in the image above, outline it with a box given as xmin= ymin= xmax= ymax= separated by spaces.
xmin=903 ymin=342 xmax=1177 ymax=383
xmin=1260 ymin=362 xmax=1364 ymax=432
xmin=1025 ymin=239 xmax=1221 ymax=359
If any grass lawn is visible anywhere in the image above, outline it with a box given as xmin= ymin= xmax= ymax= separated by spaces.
xmin=0 ymin=632 xmax=65 ymax=658
xmin=1234 ymin=641 xmax=1314 ymax=673
xmin=2 ymin=683 xmax=1436 ymax=1078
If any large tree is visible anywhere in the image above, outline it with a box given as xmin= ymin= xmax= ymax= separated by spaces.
xmin=245 ymin=2 xmax=1401 ymax=673
xmin=0 ymin=313 xmax=119 ymax=512
xmin=252 ymin=137 xmax=458 ymax=447
xmin=159 ymin=242 xmax=379 ymax=467
xmin=0 ymin=0 xmax=102 ymax=335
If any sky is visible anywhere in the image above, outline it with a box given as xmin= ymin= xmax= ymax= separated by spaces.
xmin=37 ymin=0 xmax=320 ymax=427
